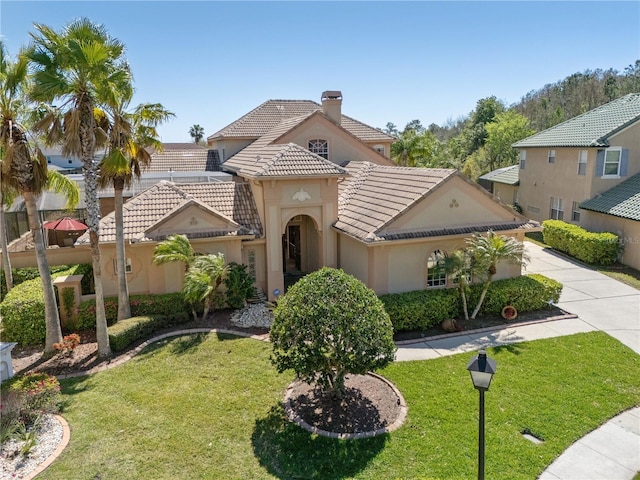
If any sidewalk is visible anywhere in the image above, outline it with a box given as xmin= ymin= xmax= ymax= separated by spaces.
xmin=394 ymin=241 xmax=640 ymax=480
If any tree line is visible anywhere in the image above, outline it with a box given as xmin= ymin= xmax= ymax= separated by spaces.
xmin=385 ymin=60 xmax=640 ymax=179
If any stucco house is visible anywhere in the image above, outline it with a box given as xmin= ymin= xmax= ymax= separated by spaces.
xmin=72 ymin=91 xmax=537 ymax=301
xmin=479 ymin=165 xmax=520 ymax=207
xmin=513 ymin=92 xmax=640 ymax=269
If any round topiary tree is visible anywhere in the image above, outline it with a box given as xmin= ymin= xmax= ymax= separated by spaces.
xmin=270 ymin=267 xmax=396 ymax=398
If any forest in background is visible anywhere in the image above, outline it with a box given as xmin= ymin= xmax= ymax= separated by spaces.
xmin=385 ymin=60 xmax=640 ymax=180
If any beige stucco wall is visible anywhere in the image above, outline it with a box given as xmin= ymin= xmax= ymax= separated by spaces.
xmin=279 ymin=116 xmax=392 ymax=166
xmin=2 ymin=247 xmax=92 ymax=270
xmin=581 ymin=211 xmax=640 ymax=271
xmin=518 ymin=122 xmax=640 ymax=225
xmin=492 ymin=183 xmax=519 ymax=206
xmin=338 ymin=234 xmax=369 ymax=285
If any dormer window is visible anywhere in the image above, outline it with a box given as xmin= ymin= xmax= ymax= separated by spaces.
xmin=308 ymin=139 xmax=328 ymax=160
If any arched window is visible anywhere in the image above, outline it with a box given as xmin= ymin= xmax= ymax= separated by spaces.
xmin=308 ymin=139 xmax=328 ymax=160
xmin=451 ymin=250 xmax=474 ymax=286
xmin=427 ymin=250 xmax=447 ymax=288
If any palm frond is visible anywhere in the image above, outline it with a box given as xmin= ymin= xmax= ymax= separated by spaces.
xmin=45 ymin=169 xmax=80 ymax=209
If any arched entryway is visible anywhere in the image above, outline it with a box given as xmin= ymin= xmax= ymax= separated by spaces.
xmin=282 ymin=214 xmax=321 ymax=291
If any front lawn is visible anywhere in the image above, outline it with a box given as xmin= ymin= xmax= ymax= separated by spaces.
xmin=40 ymin=331 xmax=640 ymax=479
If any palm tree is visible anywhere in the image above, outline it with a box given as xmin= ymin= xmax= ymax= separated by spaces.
xmin=390 ymin=129 xmax=429 ymax=167
xmin=26 ymin=18 xmax=132 ymax=357
xmin=189 ymin=124 xmax=204 ymax=144
xmin=439 ymin=250 xmax=475 ymax=322
xmin=467 ymin=230 xmax=529 ymax=320
xmin=98 ymin=87 xmax=174 ymax=322
xmin=0 ymin=181 xmax=16 ymax=294
xmin=152 ymin=235 xmax=229 ymax=320
xmin=1 ymin=40 xmax=79 ymax=353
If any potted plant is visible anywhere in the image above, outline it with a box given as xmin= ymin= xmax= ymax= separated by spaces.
xmin=501 ymin=305 xmax=518 ymax=320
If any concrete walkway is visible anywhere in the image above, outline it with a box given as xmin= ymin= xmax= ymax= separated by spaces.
xmin=394 ymin=241 xmax=640 ymax=480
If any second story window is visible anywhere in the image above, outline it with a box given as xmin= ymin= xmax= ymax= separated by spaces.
xmin=308 ymin=139 xmax=328 ymax=160
xmin=519 ymin=150 xmax=526 ymax=169
xmin=548 ymin=150 xmax=556 ymax=163
xmin=578 ymin=150 xmax=587 ymax=176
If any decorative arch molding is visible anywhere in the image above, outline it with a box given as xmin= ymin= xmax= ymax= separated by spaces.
xmin=280 ymin=208 xmax=323 ymax=234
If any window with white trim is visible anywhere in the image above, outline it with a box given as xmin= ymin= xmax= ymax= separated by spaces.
xmin=550 ymin=197 xmax=564 ymax=220
xmin=308 ymin=139 xmax=328 ymax=159
xmin=578 ymin=150 xmax=587 ymax=176
xmin=113 ymin=258 xmax=132 ymax=274
xmin=427 ymin=250 xmax=447 ymax=288
xmin=373 ymin=145 xmax=385 ymax=155
xmin=548 ymin=150 xmax=556 ymax=163
xmin=571 ymin=201 xmax=581 ymax=222
xmin=603 ymin=147 xmax=622 ymax=176
xmin=519 ymin=150 xmax=526 ymax=169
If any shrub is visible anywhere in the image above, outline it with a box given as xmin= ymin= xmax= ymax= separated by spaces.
xmin=108 ymin=314 xmax=187 ymax=352
xmin=379 ymin=288 xmax=459 ymax=332
xmin=1 ymin=373 xmax=61 ymax=424
xmin=270 ymin=268 xmax=396 ymax=397
xmin=53 ymin=333 xmax=81 ymax=356
xmin=543 ymin=220 xmax=619 ymax=265
xmin=466 ymin=274 xmax=563 ymax=317
xmin=0 ymin=278 xmax=47 ymax=345
xmin=77 ymin=292 xmax=191 ymax=331
xmin=224 ymin=262 xmax=257 ymax=309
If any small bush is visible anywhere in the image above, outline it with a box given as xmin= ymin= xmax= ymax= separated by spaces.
xmin=379 ymin=288 xmax=460 ymax=332
xmin=224 ymin=262 xmax=257 ymax=309
xmin=0 ymin=278 xmax=47 ymax=345
xmin=108 ymin=314 xmax=173 ymax=352
xmin=543 ymin=220 xmax=619 ymax=265
xmin=1 ymin=373 xmax=61 ymax=424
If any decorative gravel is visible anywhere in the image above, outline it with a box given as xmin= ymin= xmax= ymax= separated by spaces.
xmin=230 ymin=303 xmax=274 ymax=329
xmin=0 ymin=414 xmax=63 ymax=479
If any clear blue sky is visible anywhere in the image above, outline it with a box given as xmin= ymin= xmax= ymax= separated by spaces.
xmin=2 ymin=1 xmax=639 ymax=143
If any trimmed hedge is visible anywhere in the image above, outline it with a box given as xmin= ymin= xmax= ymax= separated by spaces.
xmin=0 ymin=278 xmax=48 ymax=345
xmin=380 ymin=274 xmax=562 ymax=332
xmin=379 ymin=288 xmax=459 ymax=332
xmin=77 ymin=292 xmax=192 ymax=330
xmin=108 ymin=312 xmax=190 ymax=352
xmin=1 ymin=264 xmax=84 ymax=301
xmin=542 ymin=220 xmax=619 ymax=265
xmin=466 ymin=274 xmax=563 ymax=317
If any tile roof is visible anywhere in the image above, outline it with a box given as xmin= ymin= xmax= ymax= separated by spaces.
xmin=146 ymin=149 xmax=221 ymax=172
xmin=77 ymin=181 xmax=262 ymax=244
xmin=579 ymin=173 xmax=640 ymax=221
xmin=335 ymin=163 xmax=455 ymax=241
xmin=513 ymin=93 xmax=640 ymax=148
xmin=224 ymin=143 xmax=348 ymax=178
xmin=336 ymin=162 xmax=538 ymax=242
xmin=479 ymin=165 xmax=520 ymax=185
xmin=207 ymin=99 xmax=394 ymax=143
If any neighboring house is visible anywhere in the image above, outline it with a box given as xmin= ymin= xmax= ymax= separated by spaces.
xmin=73 ymin=90 xmax=538 ymax=301
xmin=479 ymin=165 xmax=520 ymax=207
xmin=513 ymin=92 xmax=640 ymax=268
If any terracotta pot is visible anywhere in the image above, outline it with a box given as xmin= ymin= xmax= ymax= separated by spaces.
xmin=441 ymin=318 xmax=458 ymax=332
xmin=501 ymin=305 xmax=518 ymax=320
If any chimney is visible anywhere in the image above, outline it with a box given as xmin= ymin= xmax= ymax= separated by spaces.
xmin=321 ymin=90 xmax=342 ymax=125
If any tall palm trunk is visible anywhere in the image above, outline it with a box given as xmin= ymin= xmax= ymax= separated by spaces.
xmin=0 ymin=202 xmax=13 ymax=295
xmin=23 ymin=191 xmax=63 ymax=352
xmin=113 ymin=180 xmax=130 ymax=321
xmin=79 ymin=95 xmax=111 ymax=357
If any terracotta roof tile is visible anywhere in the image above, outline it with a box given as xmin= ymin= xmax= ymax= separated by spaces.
xmin=146 ymin=149 xmax=221 ymax=172
xmin=225 ymin=143 xmax=348 ymax=178
xmin=77 ymin=181 xmax=262 ymax=244
xmin=207 ymin=99 xmax=394 ymax=143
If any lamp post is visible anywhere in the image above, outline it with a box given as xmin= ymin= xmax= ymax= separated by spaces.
xmin=467 ymin=349 xmax=497 ymax=480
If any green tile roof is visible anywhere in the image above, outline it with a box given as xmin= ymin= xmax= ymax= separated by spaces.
xmin=513 ymin=93 xmax=640 ymax=148
xmin=479 ymin=165 xmax=519 ymax=185
xmin=579 ymin=173 xmax=640 ymax=221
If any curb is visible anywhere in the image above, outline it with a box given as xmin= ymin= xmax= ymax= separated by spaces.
xmin=23 ymin=414 xmax=71 ymax=480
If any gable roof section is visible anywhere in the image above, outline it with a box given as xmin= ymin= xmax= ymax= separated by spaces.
xmin=336 ymin=162 xmax=538 ymax=242
xmin=479 ymin=165 xmax=520 ymax=185
xmin=208 ymin=99 xmax=394 ymax=143
xmin=513 ymin=93 xmax=640 ymax=148
xmin=579 ymin=173 xmax=640 ymax=221
xmin=335 ymin=163 xmax=455 ymax=241
xmin=76 ymin=180 xmax=262 ymax=244
xmin=225 ymin=142 xmax=348 ymax=178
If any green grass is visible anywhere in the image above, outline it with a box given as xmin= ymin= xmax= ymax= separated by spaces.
xmin=525 ymin=233 xmax=640 ymax=290
xmin=40 ymin=331 xmax=640 ymax=480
